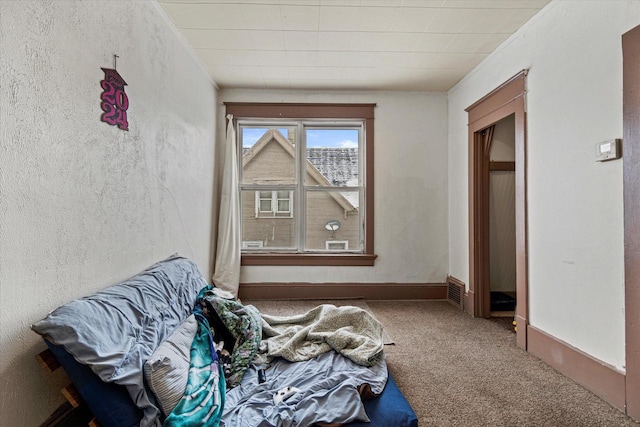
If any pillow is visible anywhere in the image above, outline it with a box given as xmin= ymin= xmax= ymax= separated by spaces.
xmin=144 ymin=314 xmax=197 ymax=416
xmin=31 ymin=255 xmax=208 ymax=426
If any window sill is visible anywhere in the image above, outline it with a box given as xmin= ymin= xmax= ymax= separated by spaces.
xmin=241 ymin=253 xmax=377 ymax=266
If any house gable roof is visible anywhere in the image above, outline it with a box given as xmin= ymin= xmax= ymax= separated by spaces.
xmin=242 ymin=129 xmax=357 ymax=213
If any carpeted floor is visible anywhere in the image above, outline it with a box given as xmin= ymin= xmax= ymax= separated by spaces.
xmin=245 ymin=299 xmax=639 ymax=427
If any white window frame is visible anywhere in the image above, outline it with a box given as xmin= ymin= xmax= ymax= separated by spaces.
xmin=275 ymin=190 xmax=292 ymax=214
xmin=257 ymin=191 xmax=272 ymax=215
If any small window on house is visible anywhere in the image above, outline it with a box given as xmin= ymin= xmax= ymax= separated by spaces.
xmin=242 ymin=241 xmax=264 ymax=249
xmin=227 ymin=102 xmax=376 ymax=266
xmin=276 ymin=191 xmax=291 ymax=214
xmin=254 ymin=190 xmax=293 ymax=217
xmin=258 ymin=191 xmax=272 ymax=213
xmin=325 ymin=240 xmax=348 ymax=250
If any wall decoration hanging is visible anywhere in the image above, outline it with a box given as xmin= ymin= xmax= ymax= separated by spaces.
xmin=100 ymin=56 xmax=129 ymax=130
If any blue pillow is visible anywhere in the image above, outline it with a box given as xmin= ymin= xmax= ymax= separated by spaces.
xmin=347 ymin=373 xmax=418 ymax=427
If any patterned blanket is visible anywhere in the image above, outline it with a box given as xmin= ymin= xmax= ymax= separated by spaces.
xmin=200 ymin=288 xmax=263 ymax=388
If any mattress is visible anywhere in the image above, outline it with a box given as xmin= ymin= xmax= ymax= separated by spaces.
xmin=46 ymin=340 xmax=418 ymax=427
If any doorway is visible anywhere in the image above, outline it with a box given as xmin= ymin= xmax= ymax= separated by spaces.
xmin=466 ymin=71 xmax=528 ymax=349
xmin=488 ymin=115 xmax=517 ymax=319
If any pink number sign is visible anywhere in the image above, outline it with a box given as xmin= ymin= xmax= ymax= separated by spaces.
xmin=100 ymin=68 xmax=129 ymax=131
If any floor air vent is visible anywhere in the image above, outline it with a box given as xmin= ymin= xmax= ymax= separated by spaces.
xmin=447 ymin=276 xmax=465 ymax=310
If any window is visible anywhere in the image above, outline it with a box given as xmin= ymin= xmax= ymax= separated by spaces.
xmin=276 ymin=191 xmax=290 ymax=214
xmin=226 ymin=103 xmax=376 ymax=266
xmin=242 ymin=241 xmax=264 ymax=249
xmin=255 ymin=190 xmax=292 ymax=217
xmin=326 ymin=240 xmax=349 ymax=250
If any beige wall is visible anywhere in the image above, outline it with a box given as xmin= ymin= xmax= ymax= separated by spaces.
xmin=490 ymin=114 xmax=516 ymax=162
xmin=489 ymin=172 xmax=516 ymax=293
xmin=0 ymin=1 xmax=217 ymax=425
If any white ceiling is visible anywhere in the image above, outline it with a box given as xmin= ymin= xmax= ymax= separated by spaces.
xmin=158 ymin=0 xmax=551 ymax=91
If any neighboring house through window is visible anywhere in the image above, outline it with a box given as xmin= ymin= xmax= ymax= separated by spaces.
xmin=225 ymin=103 xmax=376 ymax=266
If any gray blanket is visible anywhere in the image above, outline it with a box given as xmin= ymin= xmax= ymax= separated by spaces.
xmin=259 ymin=304 xmax=384 ymax=367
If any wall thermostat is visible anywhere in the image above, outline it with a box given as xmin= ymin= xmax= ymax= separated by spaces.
xmin=595 ymin=139 xmax=621 ymax=162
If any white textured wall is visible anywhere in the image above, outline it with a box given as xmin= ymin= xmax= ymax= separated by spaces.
xmin=448 ymin=0 xmax=640 ymax=369
xmin=221 ymin=89 xmax=449 ymax=284
xmin=0 ymin=1 xmax=217 ymax=425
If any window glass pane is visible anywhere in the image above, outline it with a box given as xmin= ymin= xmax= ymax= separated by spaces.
xmin=276 ymin=191 xmax=290 ymax=213
xmin=241 ymin=127 xmax=296 ymax=185
xmin=242 ymin=190 xmax=295 ymax=249
xmin=259 ymin=199 xmax=272 ymax=212
xmin=305 ymin=129 xmax=359 ymax=188
xmin=305 ymin=190 xmax=361 ymax=251
xmin=258 ymin=191 xmax=272 ymax=212
xmin=277 ymin=199 xmax=290 ymax=213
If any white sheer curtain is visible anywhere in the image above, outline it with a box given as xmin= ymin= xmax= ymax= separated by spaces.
xmin=212 ymin=114 xmax=241 ymax=297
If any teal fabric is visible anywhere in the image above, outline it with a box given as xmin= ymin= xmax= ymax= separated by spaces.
xmin=165 ymin=297 xmax=226 ymax=427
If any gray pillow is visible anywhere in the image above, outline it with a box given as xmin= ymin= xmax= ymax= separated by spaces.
xmin=144 ymin=314 xmax=198 ymax=416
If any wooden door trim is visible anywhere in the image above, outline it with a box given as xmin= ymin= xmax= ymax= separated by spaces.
xmin=623 ymin=24 xmax=640 ymax=420
xmin=466 ymin=70 xmax=528 ymax=350
xmin=490 ymin=161 xmax=516 ymax=171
